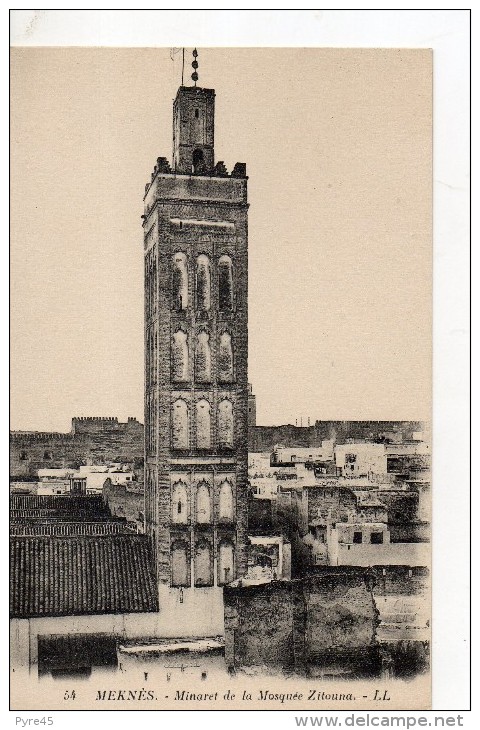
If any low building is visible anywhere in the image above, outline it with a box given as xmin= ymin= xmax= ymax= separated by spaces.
xmin=10 ymin=478 xmax=38 ymax=495
xmin=104 ymin=467 xmax=136 ymax=486
xmin=245 ymin=535 xmax=291 ymax=582
xmin=10 ymin=533 xmax=159 ymax=679
xmin=36 ymin=468 xmax=72 ymax=495
xmin=250 ymin=478 xmax=279 ymax=499
xmin=272 ymin=441 xmax=334 ymax=466
xmin=327 ymin=522 xmax=429 ymax=568
xmin=103 ymin=479 xmax=145 ymax=532
xmin=34 ymin=464 xmax=139 ymax=496
xmin=37 ymin=481 xmax=70 ymax=496
xmin=249 ymin=460 xmax=318 ymax=501
xmin=335 ymin=442 xmax=388 ymax=478
xmin=248 ymin=451 xmax=275 ymax=495
xmin=281 ymin=480 xmax=429 ymax=572
xmin=248 ymin=452 xmax=271 ymax=473
xmin=10 ymin=492 xmax=158 ymax=679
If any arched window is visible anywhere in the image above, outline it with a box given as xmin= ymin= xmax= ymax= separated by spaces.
xmin=152 ymin=395 xmax=155 ymax=452
xmin=151 ymin=330 xmax=156 ymax=384
xmin=218 ymin=399 xmax=234 ymax=447
xmin=145 ymin=467 xmax=150 ymax=519
xmin=153 ymin=391 xmax=158 ymax=450
xmin=146 ymin=331 xmax=151 ymax=386
xmin=147 ymin=332 xmax=152 ymax=387
xmin=171 ymin=481 xmax=188 ymax=524
xmin=195 ymin=331 xmax=211 ymax=382
xmin=196 ymin=399 xmax=211 ymax=449
xmin=152 ymin=259 xmax=157 ymax=315
xmin=144 ymin=258 xmax=149 ymax=312
xmin=218 ymin=332 xmax=233 ymax=382
xmin=146 ymin=394 xmax=150 ymax=453
xmin=219 ymin=479 xmax=234 ymax=521
xmin=195 ymin=541 xmax=213 ymax=587
xmin=171 ymin=540 xmax=189 ymax=587
xmin=218 ymin=255 xmax=233 ymax=311
xmin=196 ymin=481 xmax=211 ymax=524
xmin=218 ymin=540 xmax=235 ymax=585
xmin=196 ymin=255 xmax=211 ymax=311
xmin=172 ymin=399 xmax=189 ymax=449
xmin=172 ymin=330 xmax=189 ymax=381
xmin=172 ymin=253 xmax=188 ymax=310
xmin=153 ymin=331 xmax=157 ymax=384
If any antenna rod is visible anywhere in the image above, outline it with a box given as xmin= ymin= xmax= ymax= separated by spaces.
xmin=181 ymin=48 xmax=185 ymax=86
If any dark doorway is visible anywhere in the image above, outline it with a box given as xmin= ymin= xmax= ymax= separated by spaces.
xmin=192 ymin=148 xmax=204 ymax=174
xmin=38 ymin=634 xmax=118 ymax=679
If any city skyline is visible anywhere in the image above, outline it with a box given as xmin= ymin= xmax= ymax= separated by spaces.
xmin=11 ymin=48 xmax=431 ymax=432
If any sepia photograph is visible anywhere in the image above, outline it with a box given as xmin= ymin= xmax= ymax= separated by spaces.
xmin=10 ymin=37 xmax=436 ymax=712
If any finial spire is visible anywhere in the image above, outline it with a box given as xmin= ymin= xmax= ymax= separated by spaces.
xmin=191 ymin=48 xmax=199 ymax=86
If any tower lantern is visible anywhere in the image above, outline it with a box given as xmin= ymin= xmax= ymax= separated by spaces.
xmin=172 ymin=84 xmax=215 ymax=175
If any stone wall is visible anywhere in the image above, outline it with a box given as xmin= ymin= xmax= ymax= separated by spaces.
xmin=224 ymin=566 xmax=429 ymax=678
xmin=307 ymin=485 xmax=356 ymax=526
xmin=335 ymin=542 xmax=430 ymax=568
xmin=103 ymin=480 xmax=145 ymax=528
xmin=250 ymin=421 xmax=425 ymax=452
xmin=224 ymin=569 xmax=378 ymax=675
xmin=10 ymin=418 xmax=144 ymax=477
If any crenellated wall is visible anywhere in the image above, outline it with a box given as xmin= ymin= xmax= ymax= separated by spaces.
xmin=250 ymin=421 xmax=426 ymax=452
xmin=10 ymin=418 xmax=144 ymax=477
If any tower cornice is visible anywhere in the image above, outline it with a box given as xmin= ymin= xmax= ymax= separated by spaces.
xmin=142 ymin=199 xmax=249 ymax=227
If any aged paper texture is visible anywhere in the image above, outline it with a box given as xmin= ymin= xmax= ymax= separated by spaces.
xmin=10 ymin=47 xmax=432 ymax=711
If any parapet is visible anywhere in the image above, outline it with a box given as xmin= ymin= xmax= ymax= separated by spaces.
xmin=71 ymin=416 xmax=119 ymax=434
xmin=73 ymin=416 xmax=119 ymax=421
xmin=10 ymin=431 xmax=74 ymax=442
xmin=71 ymin=416 xmax=143 ymax=434
xmin=144 ymin=157 xmax=247 ymax=197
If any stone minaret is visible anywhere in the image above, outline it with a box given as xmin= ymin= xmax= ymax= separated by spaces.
xmin=142 ymin=72 xmax=249 ymax=636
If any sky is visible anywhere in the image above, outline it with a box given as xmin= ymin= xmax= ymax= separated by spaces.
xmin=10 ymin=48 xmax=432 ymax=431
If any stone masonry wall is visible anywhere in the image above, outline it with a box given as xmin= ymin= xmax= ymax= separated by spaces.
xmin=250 ymin=421 xmax=425 ymax=452
xmin=144 ymin=169 xmax=249 ymax=588
xmin=10 ymin=419 xmax=144 ymax=478
xmin=224 ymin=569 xmax=378 ymax=674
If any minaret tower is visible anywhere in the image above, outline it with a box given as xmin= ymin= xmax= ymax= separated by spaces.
xmin=142 ymin=51 xmax=249 ymax=636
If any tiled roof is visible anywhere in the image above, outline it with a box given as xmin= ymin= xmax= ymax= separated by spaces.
xmin=10 ymin=520 xmax=131 ymax=537
xmin=11 ymin=510 xmax=115 ymax=522
xmin=10 ymin=494 xmax=111 ymax=519
xmin=10 ymin=534 xmax=159 ymax=618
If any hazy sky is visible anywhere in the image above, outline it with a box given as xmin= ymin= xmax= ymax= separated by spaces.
xmin=10 ymin=48 xmax=431 ymax=431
